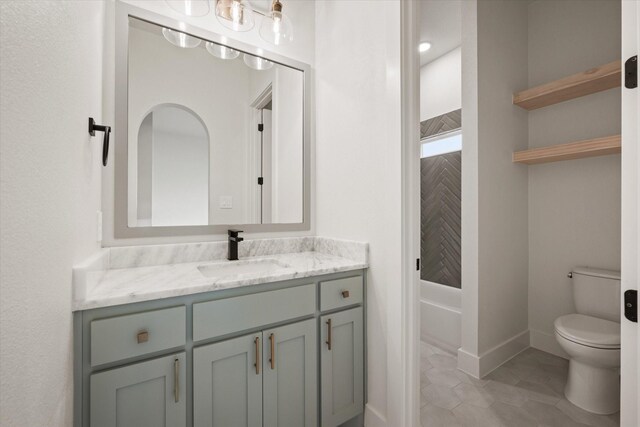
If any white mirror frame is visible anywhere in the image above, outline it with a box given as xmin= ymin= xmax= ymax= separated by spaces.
xmin=114 ymin=1 xmax=311 ymax=238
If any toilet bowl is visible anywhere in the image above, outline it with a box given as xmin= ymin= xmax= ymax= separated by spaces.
xmin=553 ymin=267 xmax=621 ymax=415
xmin=554 ymin=313 xmax=620 ymax=415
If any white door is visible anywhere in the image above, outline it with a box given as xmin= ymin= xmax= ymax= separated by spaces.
xmin=262 ymin=108 xmax=273 ymax=224
xmin=621 ymin=2 xmax=639 ymax=426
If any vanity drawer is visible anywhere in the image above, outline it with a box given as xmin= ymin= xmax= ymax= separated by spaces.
xmin=193 ymin=284 xmax=316 ymax=342
xmin=320 ymin=276 xmax=363 ymax=312
xmin=91 ymin=306 xmax=186 ymax=367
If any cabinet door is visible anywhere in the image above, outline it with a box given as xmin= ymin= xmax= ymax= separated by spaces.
xmin=193 ymin=333 xmax=262 ymax=427
xmin=263 ymin=318 xmax=317 ymax=427
xmin=90 ymin=353 xmax=186 ymax=427
xmin=320 ymin=307 xmax=364 ymax=427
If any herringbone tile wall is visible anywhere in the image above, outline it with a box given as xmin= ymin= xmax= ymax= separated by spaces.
xmin=420 ymin=152 xmax=462 ymax=288
xmin=420 ymin=109 xmax=462 ymax=140
xmin=420 ymin=109 xmax=462 ymax=288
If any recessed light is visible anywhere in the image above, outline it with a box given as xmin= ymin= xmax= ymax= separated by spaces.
xmin=419 ymin=42 xmax=432 ymax=53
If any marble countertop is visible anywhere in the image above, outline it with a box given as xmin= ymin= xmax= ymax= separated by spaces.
xmin=73 ymin=237 xmax=368 ymax=311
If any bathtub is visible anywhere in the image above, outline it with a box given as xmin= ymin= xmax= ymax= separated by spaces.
xmin=420 ymin=280 xmax=462 ymax=353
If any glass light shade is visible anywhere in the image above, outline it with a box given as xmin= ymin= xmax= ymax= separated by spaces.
xmin=162 ymin=28 xmax=202 ymax=48
xmin=259 ymin=11 xmax=293 ymax=45
xmin=243 ymin=53 xmax=273 ymax=71
xmin=215 ymin=0 xmax=255 ymax=32
xmin=165 ymin=0 xmax=211 ymax=17
xmin=205 ymin=42 xmax=240 ymax=59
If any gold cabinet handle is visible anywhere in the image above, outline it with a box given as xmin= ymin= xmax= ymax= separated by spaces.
xmin=254 ymin=336 xmax=260 ymax=375
xmin=269 ymin=333 xmax=275 ymax=370
xmin=341 ymin=290 xmax=350 ymax=298
xmin=326 ymin=319 xmax=332 ymax=350
xmin=137 ymin=330 xmax=149 ymax=344
xmin=174 ymin=358 xmax=179 ymax=403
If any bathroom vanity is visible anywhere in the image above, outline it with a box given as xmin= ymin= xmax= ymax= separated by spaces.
xmin=73 ymin=238 xmax=368 ymax=427
xmin=72 ymin=2 xmax=364 ymax=425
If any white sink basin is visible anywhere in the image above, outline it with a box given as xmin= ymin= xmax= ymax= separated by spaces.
xmin=197 ymin=259 xmax=291 ymax=278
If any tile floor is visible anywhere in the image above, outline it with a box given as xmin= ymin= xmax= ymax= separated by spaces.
xmin=419 ymin=341 xmax=620 ymax=427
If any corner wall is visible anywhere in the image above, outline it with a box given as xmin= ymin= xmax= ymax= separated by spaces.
xmin=0 ymin=2 xmax=105 ymax=425
xmin=315 ymin=1 xmax=402 ymax=425
xmin=527 ymin=0 xmax=621 ymax=358
xmin=459 ymin=0 xmax=530 ymax=377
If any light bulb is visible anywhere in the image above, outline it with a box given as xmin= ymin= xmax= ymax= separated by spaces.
xmin=162 ymin=28 xmax=202 ymax=48
xmin=206 ymin=42 xmax=240 ymax=59
xmin=215 ymin=0 xmax=255 ymax=32
xmin=243 ymin=53 xmax=274 ymax=71
xmin=259 ymin=5 xmax=293 ymax=45
xmin=419 ymin=42 xmax=431 ymax=53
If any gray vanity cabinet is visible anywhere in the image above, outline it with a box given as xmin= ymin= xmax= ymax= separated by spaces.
xmin=76 ymin=271 xmax=366 ymax=427
xmin=263 ymin=318 xmax=317 ymax=427
xmin=320 ymin=307 xmax=364 ymax=427
xmin=193 ymin=334 xmax=263 ymax=427
xmin=194 ymin=318 xmax=317 ymax=427
xmin=90 ymin=353 xmax=186 ymax=427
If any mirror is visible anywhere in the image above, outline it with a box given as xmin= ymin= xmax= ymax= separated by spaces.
xmin=115 ymin=4 xmax=310 ymax=237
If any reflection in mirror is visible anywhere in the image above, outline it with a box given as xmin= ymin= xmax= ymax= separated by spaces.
xmin=135 ymin=105 xmax=209 ymax=226
xmin=126 ymin=16 xmax=304 ymax=228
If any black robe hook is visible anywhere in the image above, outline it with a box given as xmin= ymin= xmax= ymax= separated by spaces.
xmin=88 ymin=117 xmax=111 ymax=167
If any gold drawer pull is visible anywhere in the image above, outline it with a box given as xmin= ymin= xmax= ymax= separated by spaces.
xmin=137 ymin=330 xmax=149 ymax=344
xmin=174 ymin=358 xmax=179 ymax=403
xmin=269 ymin=333 xmax=275 ymax=370
xmin=254 ymin=336 xmax=260 ymax=375
xmin=341 ymin=290 xmax=350 ymax=298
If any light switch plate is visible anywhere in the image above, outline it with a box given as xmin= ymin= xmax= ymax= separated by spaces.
xmin=219 ymin=196 xmax=233 ymax=209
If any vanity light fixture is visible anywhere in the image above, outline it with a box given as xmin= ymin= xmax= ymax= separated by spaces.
xmin=259 ymin=0 xmax=293 ymax=46
xmin=205 ymin=41 xmax=240 ymax=59
xmin=166 ymin=0 xmax=210 ymax=17
xmin=162 ymin=28 xmax=202 ymax=48
xmin=215 ymin=0 xmax=255 ymax=32
xmin=419 ymin=42 xmax=432 ymax=53
xmin=168 ymin=0 xmax=294 ymax=46
xmin=243 ymin=53 xmax=274 ymax=70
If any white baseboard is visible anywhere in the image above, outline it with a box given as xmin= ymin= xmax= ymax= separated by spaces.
xmin=458 ymin=330 xmax=530 ymax=378
xmin=457 ymin=348 xmax=481 ymax=378
xmin=530 ymin=329 xmax=569 ymax=360
xmin=421 ymin=333 xmax=460 ymax=356
xmin=364 ymin=404 xmax=386 ymax=427
xmin=479 ymin=330 xmax=530 ymax=377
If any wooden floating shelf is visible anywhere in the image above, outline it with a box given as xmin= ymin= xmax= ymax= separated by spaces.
xmin=513 ymin=135 xmax=621 ymax=165
xmin=513 ymin=60 xmax=621 ymax=110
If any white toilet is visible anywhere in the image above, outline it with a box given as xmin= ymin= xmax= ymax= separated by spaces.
xmin=554 ymin=267 xmax=621 ymax=415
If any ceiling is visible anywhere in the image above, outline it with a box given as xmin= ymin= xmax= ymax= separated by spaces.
xmin=419 ymin=0 xmax=462 ymax=66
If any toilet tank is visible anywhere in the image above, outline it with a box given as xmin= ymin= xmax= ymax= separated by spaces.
xmin=572 ymin=267 xmax=621 ymax=322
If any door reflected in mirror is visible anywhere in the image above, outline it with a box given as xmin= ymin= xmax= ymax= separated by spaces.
xmin=126 ymin=17 xmax=304 ymax=228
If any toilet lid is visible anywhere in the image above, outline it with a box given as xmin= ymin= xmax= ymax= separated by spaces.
xmin=554 ymin=314 xmax=620 ymax=348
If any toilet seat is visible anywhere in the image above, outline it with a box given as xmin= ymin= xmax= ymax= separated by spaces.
xmin=554 ymin=314 xmax=620 ymax=349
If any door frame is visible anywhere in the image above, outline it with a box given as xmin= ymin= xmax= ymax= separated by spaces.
xmin=400 ymin=0 xmax=421 ymax=426
xmin=620 ymin=1 xmax=639 ymax=425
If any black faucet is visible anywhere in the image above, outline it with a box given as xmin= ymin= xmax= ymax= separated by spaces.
xmin=227 ymin=229 xmax=244 ymax=261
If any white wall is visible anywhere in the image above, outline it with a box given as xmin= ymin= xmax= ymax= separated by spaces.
xmin=420 ymin=47 xmax=461 ymax=122
xmin=151 ymin=106 xmax=210 ymax=226
xmin=271 ymin=66 xmax=304 ymax=223
xmin=315 ymin=1 xmax=402 ymax=425
xmin=459 ymin=0 xmax=530 ymax=377
xmin=0 ymin=1 xmax=104 ymax=425
xmin=527 ymin=0 xmax=621 ymax=358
